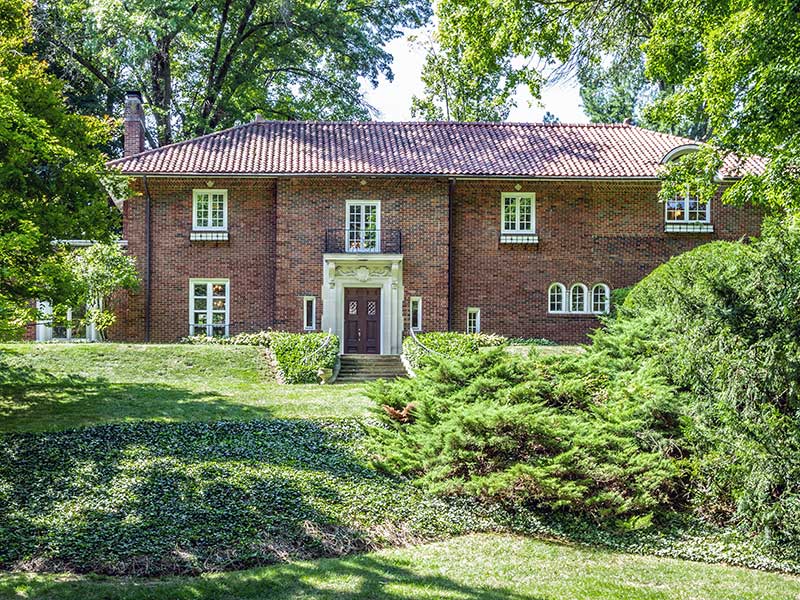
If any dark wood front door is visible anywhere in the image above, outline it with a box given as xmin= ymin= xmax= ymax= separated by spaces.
xmin=344 ymin=288 xmax=381 ymax=354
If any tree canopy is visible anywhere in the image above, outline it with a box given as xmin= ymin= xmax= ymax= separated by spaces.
xmin=0 ymin=0 xmax=122 ymax=338
xmin=33 ymin=0 xmax=431 ymax=147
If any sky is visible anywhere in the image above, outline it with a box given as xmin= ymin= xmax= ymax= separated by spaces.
xmin=361 ymin=29 xmax=590 ymax=123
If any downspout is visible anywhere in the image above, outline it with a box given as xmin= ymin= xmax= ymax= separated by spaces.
xmin=142 ymin=175 xmax=153 ymax=342
xmin=271 ymin=180 xmax=278 ymax=329
xmin=447 ymin=179 xmax=455 ymax=331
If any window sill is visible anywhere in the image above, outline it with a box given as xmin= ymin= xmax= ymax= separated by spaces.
xmin=190 ymin=231 xmax=229 ymax=241
xmin=500 ymin=233 xmax=539 ymax=244
xmin=664 ymin=223 xmax=713 ymax=233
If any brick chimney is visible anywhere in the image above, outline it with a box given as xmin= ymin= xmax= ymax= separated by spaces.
xmin=124 ymin=91 xmax=146 ymax=156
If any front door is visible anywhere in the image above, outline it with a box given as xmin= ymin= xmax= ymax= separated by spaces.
xmin=344 ymin=288 xmax=381 ymax=354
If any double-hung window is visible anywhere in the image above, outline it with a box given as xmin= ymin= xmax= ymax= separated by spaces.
xmin=190 ymin=279 xmax=229 ymax=337
xmin=193 ymin=190 xmax=228 ymax=231
xmin=501 ymin=192 xmax=537 ymax=243
xmin=346 ymin=200 xmax=380 ymax=252
xmin=466 ymin=307 xmax=481 ymax=333
xmin=665 ymin=186 xmax=712 ymax=232
xmin=409 ymin=297 xmax=422 ymax=332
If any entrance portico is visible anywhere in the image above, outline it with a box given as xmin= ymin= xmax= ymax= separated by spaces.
xmin=321 ymin=253 xmax=404 ymax=355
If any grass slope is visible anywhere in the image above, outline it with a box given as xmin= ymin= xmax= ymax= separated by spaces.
xmin=0 ymin=343 xmax=368 ymax=432
xmin=2 ymin=534 xmax=799 ymax=600
xmin=0 ymin=419 xmax=476 ymax=575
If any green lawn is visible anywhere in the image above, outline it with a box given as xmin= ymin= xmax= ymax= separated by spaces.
xmin=0 ymin=343 xmax=369 ymax=432
xmin=2 ymin=533 xmax=798 ymax=600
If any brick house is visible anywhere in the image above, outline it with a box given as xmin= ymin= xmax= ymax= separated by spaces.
xmin=65 ymin=91 xmax=762 ymax=350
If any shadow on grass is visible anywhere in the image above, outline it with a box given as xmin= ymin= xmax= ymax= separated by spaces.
xmin=0 ymin=349 xmax=274 ymax=432
xmin=0 ymin=552 xmax=546 ymax=600
xmin=0 ymin=418 xmax=415 ymax=578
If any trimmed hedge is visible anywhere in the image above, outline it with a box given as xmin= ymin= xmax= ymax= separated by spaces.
xmin=269 ymin=332 xmax=339 ymax=384
xmin=402 ymin=332 xmax=507 ymax=370
xmin=183 ymin=331 xmax=338 ymax=384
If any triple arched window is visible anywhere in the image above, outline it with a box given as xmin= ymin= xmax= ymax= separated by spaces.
xmin=548 ymin=282 xmax=610 ymax=314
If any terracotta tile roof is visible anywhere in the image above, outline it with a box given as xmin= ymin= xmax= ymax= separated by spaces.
xmin=108 ymin=121 xmax=764 ymax=179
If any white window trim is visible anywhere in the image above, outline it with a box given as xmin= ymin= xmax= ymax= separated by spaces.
xmin=591 ymin=283 xmax=611 ymax=314
xmin=466 ymin=307 xmax=481 ymax=333
xmin=664 ymin=186 xmax=711 ymax=225
xmin=36 ymin=300 xmax=98 ymax=342
xmin=303 ymin=296 xmax=317 ymax=331
xmin=548 ymin=283 xmax=567 ymax=314
xmin=570 ymin=284 xmax=589 ymax=314
xmin=193 ymin=189 xmax=228 ymax=231
xmin=345 ymin=199 xmax=381 ymax=253
xmin=189 ymin=278 xmax=230 ymax=337
xmin=500 ymin=192 xmax=536 ymax=234
xmin=409 ymin=296 xmax=422 ymax=332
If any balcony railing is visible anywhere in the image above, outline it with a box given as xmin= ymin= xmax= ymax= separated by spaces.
xmin=325 ymin=229 xmax=402 ymax=254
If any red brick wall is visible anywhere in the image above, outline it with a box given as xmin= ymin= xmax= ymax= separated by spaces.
xmin=274 ymin=177 xmax=450 ymax=333
xmin=110 ymin=177 xmax=276 ymax=342
xmin=451 ymin=179 xmax=762 ymax=343
xmin=114 ymin=175 xmax=761 ymax=344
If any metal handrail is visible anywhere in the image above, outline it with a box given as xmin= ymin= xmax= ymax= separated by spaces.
xmin=301 ymin=328 xmax=335 ymax=365
xmin=407 ymin=326 xmax=446 ymax=357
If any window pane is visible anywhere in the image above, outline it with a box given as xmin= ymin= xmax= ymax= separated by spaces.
xmin=666 ymin=198 xmax=685 ymax=221
xmin=519 ymin=197 xmax=532 ymax=231
xmin=194 ymin=283 xmax=208 ymax=297
xmin=192 ymin=325 xmax=207 ymax=335
xmin=305 ymin=299 xmax=314 ymax=329
xmin=688 ymin=197 xmax=708 ymax=222
xmin=592 ymin=286 xmax=608 ymax=313
xmin=212 ymin=283 xmax=226 ymax=297
xmin=194 ymin=298 xmax=207 ymax=310
xmin=211 ymin=326 xmax=226 ymax=337
xmin=503 ymin=197 xmax=516 ymax=230
xmin=195 ymin=194 xmax=209 ymax=227
xmin=213 ymin=299 xmax=226 ymax=310
xmin=549 ymin=286 xmax=563 ymax=312
xmin=211 ymin=194 xmax=225 ymax=228
xmin=410 ymin=299 xmax=420 ymax=330
xmin=194 ymin=312 xmax=207 ymax=324
xmin=571 ymin=287 xmax=586 ymax=312
xmin=212 ymin=312 xmax=226 ymax=324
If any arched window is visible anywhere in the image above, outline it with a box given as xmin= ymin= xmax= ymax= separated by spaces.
xmin=548 ymin=283 xmax=566 ymax=313
xmin=591 ymin=284 xmax=610 ymax=314
xmin=570 ymin=284 xmax=588 ymax=313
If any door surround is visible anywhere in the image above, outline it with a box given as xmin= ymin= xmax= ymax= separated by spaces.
xmin=321 ymin=253 xmax=403 ymax=355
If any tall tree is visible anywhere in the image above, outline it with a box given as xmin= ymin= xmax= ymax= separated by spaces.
xmin=0 ymin=0 xmax=121 ymax=338
xmin=410 ymin=33 xmax=518 ymax=121
xmin=33 ymin=0 xmax=431 ymax=147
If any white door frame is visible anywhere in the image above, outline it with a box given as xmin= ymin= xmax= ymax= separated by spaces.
xmin=321 ymin=253 xmax=404 ymax=355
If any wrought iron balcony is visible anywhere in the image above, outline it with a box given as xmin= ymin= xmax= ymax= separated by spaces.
xmin=325 ymin=229 xmax=402 ymax=254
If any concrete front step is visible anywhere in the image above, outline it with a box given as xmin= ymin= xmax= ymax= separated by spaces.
xmin=337 ymin=354 xmax=407 ymax=382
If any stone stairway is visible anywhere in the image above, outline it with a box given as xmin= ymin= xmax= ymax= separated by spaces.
xmin=336 ymin=354 xmax=408 ymax=382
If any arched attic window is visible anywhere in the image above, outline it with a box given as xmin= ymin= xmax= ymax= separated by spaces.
xmin=660 ymin=144 xmax=714 ymax=232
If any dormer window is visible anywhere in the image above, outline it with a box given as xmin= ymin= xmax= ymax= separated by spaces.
xmin=192 ymin=190 xmax=228 ymax=240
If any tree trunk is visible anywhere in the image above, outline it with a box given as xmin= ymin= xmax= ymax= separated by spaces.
xmin=150 ymin=38 xmax=173 ymax=146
